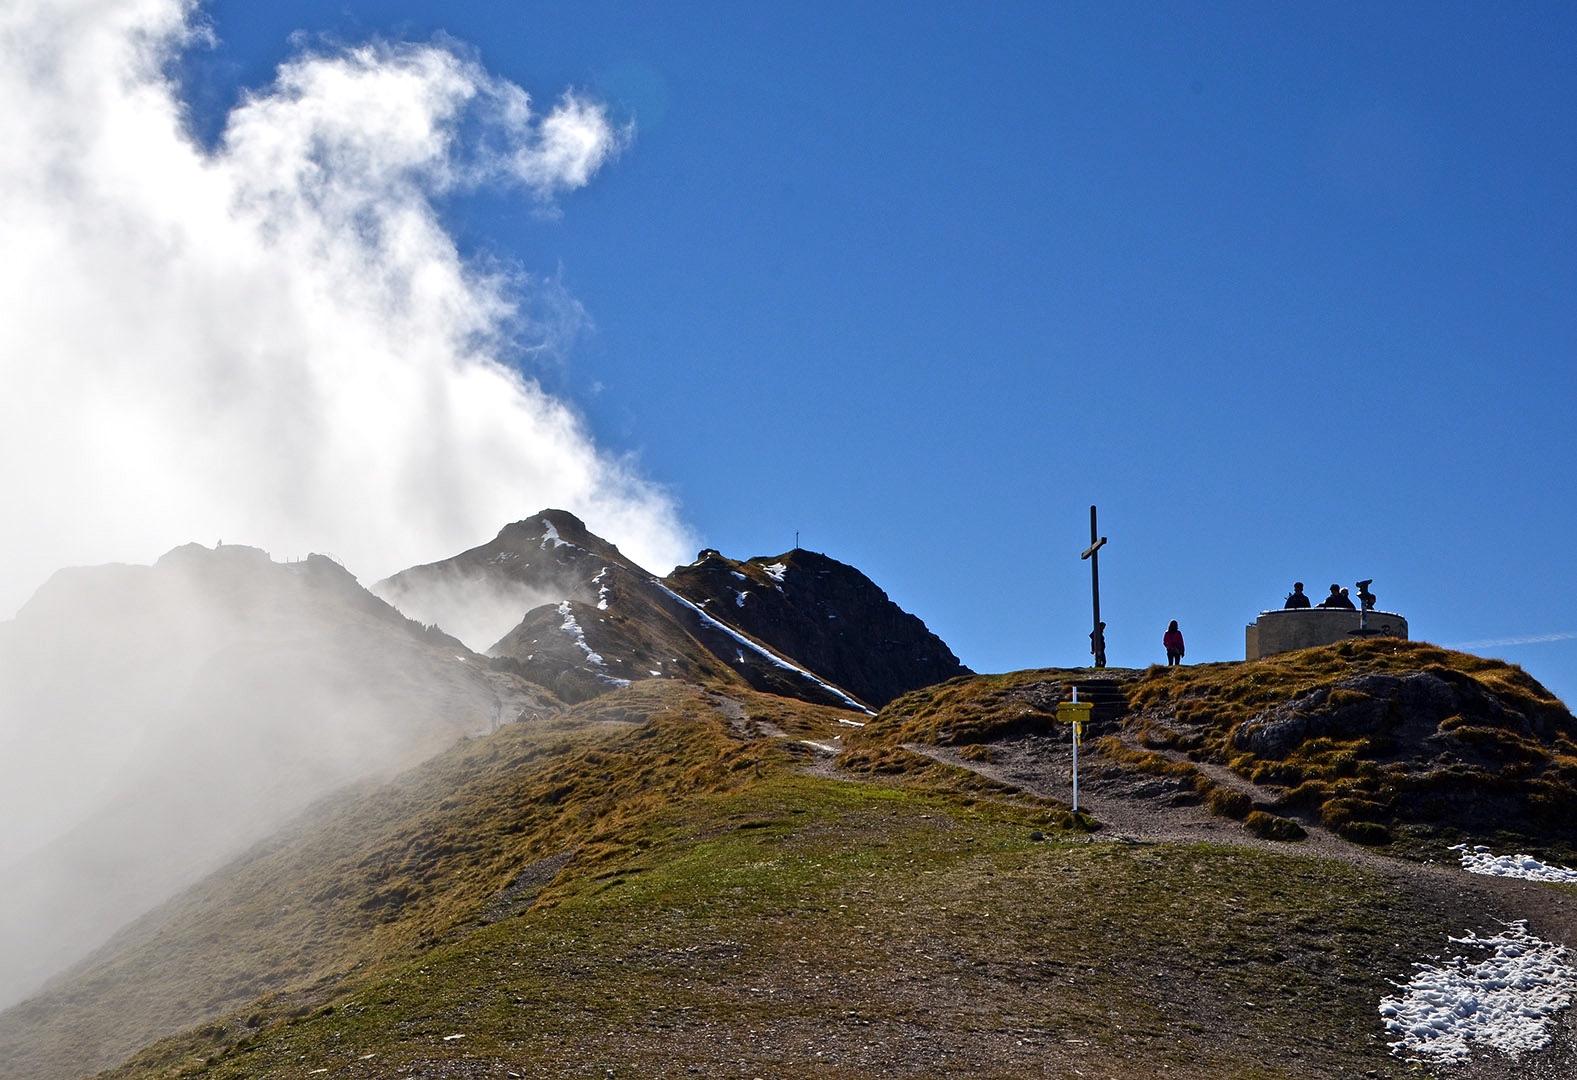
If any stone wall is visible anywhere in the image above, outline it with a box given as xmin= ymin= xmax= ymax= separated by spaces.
xmin=1245 ymin=608 xmax=1409 ymax=660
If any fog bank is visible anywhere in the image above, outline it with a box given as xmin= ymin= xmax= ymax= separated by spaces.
xmin=0 ymin=0 xmax=692 ymax=618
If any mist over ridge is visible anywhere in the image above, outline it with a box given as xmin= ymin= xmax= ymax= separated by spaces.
xmin=0 ymin=539 xmax=555 ymax=1010
xmin=0 ymin=0 xmax=693 ymax=619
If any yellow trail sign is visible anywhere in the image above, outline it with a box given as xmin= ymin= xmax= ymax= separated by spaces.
xmin=1056 ymin=701 xmax=1092 ymax=724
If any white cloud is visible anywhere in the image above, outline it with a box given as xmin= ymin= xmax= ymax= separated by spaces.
xmin=0 ymin=0 xmax=690 ymax=616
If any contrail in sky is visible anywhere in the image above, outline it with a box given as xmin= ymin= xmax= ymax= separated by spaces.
xmin=1448 ymin=631 xmax=1577 ymax=650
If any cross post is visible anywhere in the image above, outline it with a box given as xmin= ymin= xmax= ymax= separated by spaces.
xmin=1080 ymin=505 xmax=1107 ymax=668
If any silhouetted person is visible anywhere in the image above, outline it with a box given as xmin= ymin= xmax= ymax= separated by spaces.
xmin=1090 ymin=622 xmax=1106 ymax=668
xmin=1317 ymin=584 xmax=1353 ymax=610
xmin=1318 ymin=584 xmax=1356 ymax=610
xmin=1284 ymin=582 xmax=1311 ymax=609
xmin=1163 ymin=620 xmax=1185 ymax=666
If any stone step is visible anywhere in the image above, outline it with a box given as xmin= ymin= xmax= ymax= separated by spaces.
xmin=1068 ymin=677 xmax=1129 ymax=725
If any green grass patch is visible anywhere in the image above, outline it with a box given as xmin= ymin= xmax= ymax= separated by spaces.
xmin=115 ymin=774 xmax=1461 ymax=1080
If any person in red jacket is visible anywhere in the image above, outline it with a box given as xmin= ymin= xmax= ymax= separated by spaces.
xmin=1163 ymin=620 xmax=1185 ymax=666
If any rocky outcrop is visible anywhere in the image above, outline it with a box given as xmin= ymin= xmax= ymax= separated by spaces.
xmin=665 ymin=548 xmax=972 ymax=709
xmin=376 ymin=512 xmax=970 ymax=711
xmin=1232 ymin=668 xmax=1574 ymax=761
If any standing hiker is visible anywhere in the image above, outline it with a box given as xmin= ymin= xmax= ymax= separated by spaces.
xmin=1163 ymin=620 xmax=1185 ymax=666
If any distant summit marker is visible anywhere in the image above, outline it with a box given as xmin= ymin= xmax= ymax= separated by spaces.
xmin=1080 ymin=505 xmax=1108 ymax=668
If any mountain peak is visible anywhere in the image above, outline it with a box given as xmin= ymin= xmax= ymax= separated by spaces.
xmin=373 ymin=516 xmax=969 ymax=710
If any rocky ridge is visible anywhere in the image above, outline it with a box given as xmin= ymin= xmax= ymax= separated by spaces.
xmin=377 ymin=509 xmax=971 ymax=710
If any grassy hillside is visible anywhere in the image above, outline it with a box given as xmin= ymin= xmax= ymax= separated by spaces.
xmin=5 ymin=645 xmax=1577 ymax=1079
xmin=860 ymin=639 xmax=1577 ymax=860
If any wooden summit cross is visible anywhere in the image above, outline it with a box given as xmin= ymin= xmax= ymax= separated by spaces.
xmin=1080 ymin=505 xmax=1107 ymax=668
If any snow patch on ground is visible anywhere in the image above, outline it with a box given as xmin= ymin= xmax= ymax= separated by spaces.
xmin=763 ymin=562 xmax=787 ymax=583
xmin=1380 ymin=921 xmax=1576 ymax=1062
xmin=735 ymin=590 xmax=748 ymax=607
xmin=1454 ymin=844 xmax=1577 ymax=883
xmin=593 ymin=566 xmax=611 ymax=610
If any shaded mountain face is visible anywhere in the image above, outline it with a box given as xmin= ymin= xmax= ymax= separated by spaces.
xmin=375 ymin=510 xmax=971 ymax=710
xmin=0 ymin=544 xmax=552 ymax=1009
xmin=665 ymin=547 xmax=971 ymax=709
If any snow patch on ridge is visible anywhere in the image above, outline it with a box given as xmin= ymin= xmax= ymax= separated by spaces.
xmin=557 ymin=601 xmax=603 ymax=666
xmin=540 ymin=518 xmax=578 ymax=551
xmin=763 ymin=562 xmax=787 ymax=583
xmin=1454 ymin=845 xmax=1577 ymax=883
xmin=1380 ymin=922 xmax=1576 ymax=1062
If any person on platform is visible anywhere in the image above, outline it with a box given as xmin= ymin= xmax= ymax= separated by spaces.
xmin=1317 ymin=584 xmax=1351 ymax=610
xmin=1090 ymin=622 xmax=1107 ymax=668
xmin=1163 ymin=620 xmax=1185 ymax=666
xmin=1284 ymin=582 xmax=1311 ymax=609
xmin=1318 ymin=584 xmax=1357 ymax=610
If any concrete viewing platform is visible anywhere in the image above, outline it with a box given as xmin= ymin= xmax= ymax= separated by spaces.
xmin=1245 ymin=608 xmax=1409 ymax=660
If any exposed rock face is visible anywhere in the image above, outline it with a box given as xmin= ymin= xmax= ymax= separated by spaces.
xmin=376 ymin=511 xmax=971 ymax=711
xmin=1232 ymin=669 xmax=1571 ymax=761
xmin=665 ymin=548 xmax=971 ymax=709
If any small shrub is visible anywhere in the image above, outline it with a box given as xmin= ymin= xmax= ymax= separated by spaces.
xmin=1245 ymin=812 xmax=1306 ymax=841
xmin=1336 ymin=820 xmax=1392 ymax=845
xmin=1329 ymin=749 xmax=1361 ymax=778
xmin=1320 ymin=797 xmax=1387 ymax=829
xmin=1205 ymin=787 xmax=1252 ymax=820
xmin=1250 ymin=760 xmax=1307 ymax=786
xmin=1281 ymin=780 xmax=1330 ymax=807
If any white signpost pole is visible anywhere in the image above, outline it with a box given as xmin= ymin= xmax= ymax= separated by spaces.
xmin=1057 ymin=688 xmax=1092 ymax=817
xmin=1071 ymin=687 xmax=1080 ymax=814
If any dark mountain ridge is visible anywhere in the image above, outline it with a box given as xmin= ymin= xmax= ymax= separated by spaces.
xmin=376 ymin=509 xmax=971 ymax=710
xmin=665 ymin=546 xmax=970 ymax=709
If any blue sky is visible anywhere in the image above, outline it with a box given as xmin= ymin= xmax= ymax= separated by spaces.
xmin=194 ymin=2 xmax=1576 ymax=697
xmin=13 ymin=2 xmax=1577 ymax=703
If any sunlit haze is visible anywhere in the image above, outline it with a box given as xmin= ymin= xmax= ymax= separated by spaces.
xmin=0 ymin=0 xmax=692 ymax=618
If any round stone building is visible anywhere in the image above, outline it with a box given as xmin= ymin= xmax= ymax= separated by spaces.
xmin=1245 ymin=607 xmax=1409 ymax=660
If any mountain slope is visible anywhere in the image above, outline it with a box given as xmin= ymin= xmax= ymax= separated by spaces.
xmin=6 ymin=643 xmax=1577 ymax=1079
xmin=0 ymin=544 xmax=552 ymax=1009
xmin=0 ymin=684 xmax=863 ymax=1080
